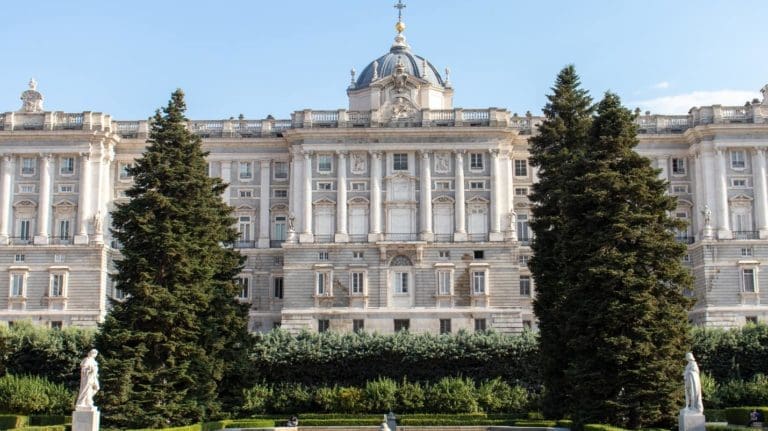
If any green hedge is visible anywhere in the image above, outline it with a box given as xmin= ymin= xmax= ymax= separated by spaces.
xmin=724 ymin=407 xmax=768 ymax=426
xmin=584 ymin=425 xmax=627 ymax=431
xmin=222 ymin=419 xmax=278 ymax=428
xmin=0 ymin=414 xmax=28 ymax=429
xmin=28 ymin=416 xmax=68 ymax=426
xmin=0 ymin=375 xmax=74 ymax=415
xmin=10 ymin=426 xmax=67 ymax=431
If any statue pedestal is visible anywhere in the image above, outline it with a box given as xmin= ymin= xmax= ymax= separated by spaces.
xmin=73 ymin=408 xmax=100 ymax=431
xmin=679 ymin=410 xmax=705 ymax=431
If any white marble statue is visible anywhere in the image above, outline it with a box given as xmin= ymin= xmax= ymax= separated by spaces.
xmin=92 ymin=211 xmax=103 ymax=234
xmin=683 ymin=352 xmax=703 ymax=413
xmin=75 ymin=349 xmax=100 ymax=410
xmin=701 ymin=205 xmax=711 ymax=227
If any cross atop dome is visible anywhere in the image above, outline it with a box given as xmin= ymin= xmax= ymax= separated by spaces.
xmin=394 ymin=0 xmax=406 ymax=34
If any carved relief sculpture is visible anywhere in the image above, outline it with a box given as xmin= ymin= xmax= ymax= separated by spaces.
xmin=351 ymin=153 xmax=367 ymax=174
xmin=434 ymin=152 xmax=450 ymax=173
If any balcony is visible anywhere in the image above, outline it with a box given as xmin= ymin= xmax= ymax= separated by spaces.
xmin=314 ymin=235 xmax=333 ymax=243
xmin=434 ymin=234 xmax=454 ymax=242
xmin=384 ymin=233 xmax=418 ymax=241
xmin=50 ymin=236 xmax=73 ymax=245
xmin=10 ymin=237 xmax=32 ymax=245
xmin=348 ymin=235 xmax=368 ymax=243
xmin=468 ymin=233 xmax=489 ymax=242
xmin=733 ymin=231 xmax=759 ymax=240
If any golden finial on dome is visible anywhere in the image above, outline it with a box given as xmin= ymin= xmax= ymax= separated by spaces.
xmin=394 ymin=0 xmax=406 ymax=34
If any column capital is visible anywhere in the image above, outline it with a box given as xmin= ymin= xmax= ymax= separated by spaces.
xmin=302 ymin=150 xmax=313 ymax=159
xmin=715 ymin=147 xmax=725 ymax=156
xmin=489 ymin=148 xmax=500 ymax=157
xmin=39 ymin=152 xmax=53 ymax=160
xmin=1 ymin=155 xmax=11 ymax=164
xmin=419 ymin=150 xmax=431 ymax=159
xmin=752 ymin=147 xmax=766 ymax=156
xmin=453 ymin=149 xmax=465 ymax=155
xmin=336 ymin=150 xmax=347 ymax=158
xmin=369 ymin=150 xmax=382 ymax=159
xmin=260 ymin=159 xmax=271 ymax=168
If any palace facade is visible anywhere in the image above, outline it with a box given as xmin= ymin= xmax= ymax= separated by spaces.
xmin=1 ymin=21 xmax=767 ymax=333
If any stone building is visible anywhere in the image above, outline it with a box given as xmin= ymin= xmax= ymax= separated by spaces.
xmin=0 ymin=19 xmax=767 ymax=332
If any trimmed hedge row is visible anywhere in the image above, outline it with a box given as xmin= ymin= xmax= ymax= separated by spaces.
xmin=0 ymin=414 xmax=28 ymax=429
xmin=724 ymin=407 xmax=768 ymax=426
xmin=0 ymin=374 xmax=73 ymax=415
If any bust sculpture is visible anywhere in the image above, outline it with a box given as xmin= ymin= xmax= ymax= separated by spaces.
xmin=75 ymin=349 xmax=100 ymax=410
xmin=19 ymin=78 xmax=44 ymax=113
xmin=683 ymin=352 xmax=703 ymax=414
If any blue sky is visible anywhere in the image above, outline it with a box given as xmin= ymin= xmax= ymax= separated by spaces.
xmin=1 ymin=0 xmax=766 ymax=120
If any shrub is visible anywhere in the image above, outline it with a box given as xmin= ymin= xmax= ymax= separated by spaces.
xmin=268 ymin=382 xmax=312 ymax=414
xmin=241 ymin=383 xmax=271 ymax=416
xmin=313 ymin=386 xmax=336 ymax=412
xmin=364 ymin=377 xmax=397 ymax=412
xmin=0 ymin=374 xmax=73 ymax=415
xmin=0 ymin=414 xmax=29 ymax=429
xmin=724 ymin=407 xmax=768 ymax=426
xmin=475 ymin=378 xmax=529 ymax=413
xmin=425 ymin=377 xmax=479 ymax=413
xmin=717 ymin=375 xmax=768 ymax=408
xmin=397 ymin=379 xmax=425 ymax=412
xmin=314 ymin=386 xmax=364 ymax=413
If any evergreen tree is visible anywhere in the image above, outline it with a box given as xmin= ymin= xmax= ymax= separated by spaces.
xmin=559 ymin=92 xmax=692 ymax=429
xmin=528 ymin=65 xmax=594 ymax=419
xmin=94 ymin=90 xmax=252 ymax=428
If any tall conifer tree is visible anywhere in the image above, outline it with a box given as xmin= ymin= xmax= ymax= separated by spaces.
xmin=528 ymin=65 xmax=594 ymax=419
xmin=95 ymin=90 xmax=252 ymax=428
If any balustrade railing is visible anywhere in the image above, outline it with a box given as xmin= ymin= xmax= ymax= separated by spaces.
xmin=0 ymin=114 xmax=4 ymax=129
xmin=434 ymin=233 xmax=454 ymax=242
xmin=188 ymin=121 xmax=224 ymax=137
xmin=348 ymin=234 xmax=368 ymax=243
xmin=675 ymin=236 xmax=695 ymax=244
xmin=234 ymin=120 xmax=262 ymax=137
xmin=462 ymin=109 xmax=490 ymax=122
xmin=429 ymin=110 xmax=455 ymax=122
xmin=311 ymin=111 xmax=338 ymax=124
xmin=55 ymin=113 xmax=84 ymax=130
xmin=273 ymin=120 xmax=292 ymax=132
xmin=10 ymin=237 xmax=32 ymax=245
xmin=116 ymin=121 xmax=140 ymax=137
xmin=348 ymin=111 xmax=370 ymax=126
xmin=468 ymin=233 xmax=489 ymax=242
xmin=314 ymin=234 xmax=333 ymax=243
xmin=385 ymin=233 xmax=418 ymax=241
xmin=721 ymin=107 xmax=749 ymax=121
xmin=234 ymin=240 xmax=256 ymax=248
xmin=733 ymin=230 xmax=759 ymax=240
xmin=51 ymin=237 xmax=73 ymax=245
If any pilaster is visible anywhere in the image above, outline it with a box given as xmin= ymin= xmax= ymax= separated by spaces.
xmin=34 ymin=154 xmax=52 ymax=245
xmin=489 ymin=149 xmax=503 ymax=241
xmin=714 ymin=148 xmax=732 ymax=239
xmin=419 ymin=150 xmax=433 ymax=241
xmin=753 ymin=148 xmax=768 ymax=238
xmin=453 ymin=151 xmax=467 ymax=241
xmin=300 ymin=151 xmax=314 ymax=243
xmin=74 ymin=153 xmax=92 ymax=244
xmin=368 ymin=151 xmax=382 ymax=242
xmin=258 ymin=160 xmax=271 ymax=248
xmin=335 ymin=151 xmax=348 ymax=242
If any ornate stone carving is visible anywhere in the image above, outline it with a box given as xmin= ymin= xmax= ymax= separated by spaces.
xmin=350 ymin=152 xmax=367 ymax=174
xmin=434 ymin=152 xmax=451 ymax=173
xmin=19 ymin=79 xmax=44 ymax=113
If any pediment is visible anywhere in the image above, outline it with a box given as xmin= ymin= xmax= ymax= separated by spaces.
xmin=348 ymin=197 xmax=369 ymax=205
xmin=466 ymin=195 xmax=489 ymax=204
xmin=270 ymin=204 xmax=288 ymax=212
xmin=729 ymin=194 xmax=753 ymax=203
xmin=313 ymin=197 xmax=336 ymax=206
xmin=432 ymin=195 xmax=454 ymax=204
xmin=235 ymin=204 xmax=255 ymax=211
xmin=13 ymin=199 xmax=37 ymax=208
xmin=53 ymin=199 xmax=76 ymax=207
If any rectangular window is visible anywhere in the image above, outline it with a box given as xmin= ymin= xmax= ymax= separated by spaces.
xmin=352 ymin=251 xmax=364 ymax=260
xmin=353 ymin=319 xmax=365 ymax=333
xmin=517 ymin=214 xmax=530 ymax=243
xmin=435 ymin=181 xmax=451 ymax=190
xmin=672 ymin=184 xmax=688 ymax=194
xmin=469 ymin=181 xmax=485 ymax=190
xmin=60 ymin=157 xmax=75 ymax=175
xmin=50 ymin=321 xmax=62 ymax=330
xmin=393 ymin=153 xmax=408 ymax=171
xmin=746 ymin=316 xmax=758 ymax=325
xmin=351 ymin=181 xmax=367 ymax=191
xmin=14 ymin=254 xmax=24 ymax=263
xmin=438 ymin=250 xmax=450 ymax=258
xmin=273 ymin=189 xmax=288 ymax=198
xmin=318 ymin=319 xmax=330 ymax=333
xmin=672 ymin=158 xmax=686 ymax=175
xmin=50 ymin=274 xmax=65 ymax=297
xmin=119 ymin=162 xmax=133 ymax=180
xmin=741 ymin=247 xmax=753 ymax=257
xmin=474 ymin=318 xmax=487 ymax=332
xmin=273 ymin=256 xmax=284 ymax=266
xmin=19 ymin=220 xmax=31 ymax=240
xmin=731 ymin=178 xmax=748 ymax=188
xmin=273 ymin=216 xmax=286 ymax=240
xmin=394 ymin=272 xmax=409 ymax=294
xmin=394 ymin=319 xmax=410 ymax=332
xmin=238 ymin=216 xmax=251 ymax=241
xmin=58 ymin=184 xmax=74 ymax=193
xmin=470 ymin=153 xmax=484 ymax=170
xmin=515 ymin=187 xmax=528 ymax=196
xmin=743 ymin=269 xmax=756 ymax=293
xmin=351 ymin=272 xmax=365 ymax=294
xmin=274 ymin=162 xmax=288 ymax=179
xmin=273 ymin=277 xmax=284 ymax=299
xmin=518 ymin=255 xmax=530 ymax=266
xmin=319 ymin=251 xmax=329 ymax=260
xmin=437 ymin=270 xmax=452 ymax=295
xmin=11 ymin=274 xmax=24 ymax=297
xmin=472 ymin=271 xmax=486 ymax=294
xmin=520 ymin=275 xmax=532 ymax=296
xmin=239 ymin=162 xmax=253 ymax=180
xmin=523 ymin=320 xmax=532 ymax=330
xmin=21 ymin=158 xmax=36 ymax=176
xmin=239 ymin=189 xmax=253 ymax=198
xmin=731 ymin=150 xmax=746 ymax=169
xmin=19 ymin=184 xmax=35 ymax=194
xmin=439 ymin=319 xmax=452 ymax=334
xmin=317 ymin=182 xmax=332 ymax=190
xmin=514 ymin=159 xmax=528 ymax=176
xmin=58 ymin=220 xmax=70 ymax=240
xmin=316 ymin=272 xmax=330 ymax=295
xmin=473 ymin=250 xmax=484 ymax=259
xmin=236 ymin=277 xmax=249 ymax=299
xmin=317 ymin=155 xmax=333 ymax=172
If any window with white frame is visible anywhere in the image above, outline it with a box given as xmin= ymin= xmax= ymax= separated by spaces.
xmin=59 ymin=157 xmax=75 ymax=175
xmin=316 ymin=271 xmax=331 ymax=295
xmin=57 ymin=219 xmax=71 ymax=240
xmin=741 ymin=268 xmax=757 ymax=293
xmin=273 ymin=215 xmax=287 ymax=241
xmin=58 ymin=184 xmax=74 ymax=193
xmin=351 ymin=181 xmax=367 ymax=191
xmin=319 ymin=251 xmax=329 ymax=260
xmin=470 ymin=153 xmax=484 ymax=170
xmin=474 ymin=318 xmax=487 ymax=332
xmin=514 ymin=159 xmax=528 ymax=176
xmin=14 ymin=254 xmax=25 ymax=263
xmin=438 ymin=250 xmax=450 ymax=258
xmin=239 ymin=189 xmax=253 ymax=198
xmin=17 ymin=219 xmax=32 ymax=241
xmin=394 ymin=271 xmax=409 ymax=294
xmin=49 ymin=273 xmax=66 ymax=297
xmin=352 ymin=251 xmax=364 ymax=260
xmin=350 ymin=271 xmax=365 ymax=295
xmin=518 ymin=255 xmax=530 ymax=266
xmin=435 ymin=181 xmax=451 ymax=190
xmin=239 ymin=162 xmax=253 ymax=180
xmin=439 ymin=319 xmax=452 ymax=334
xmin=318 ymin=319 xmax=330 ymax=332
xmin=353 ymin=319 xmax=364 ymax=332
xmin=515 ymin=187 xmax=529 ymax=196
xmin=731 ymin=150 xmax=746 ymax=169
xmin=671 ymin=158 xmax=686 ymax=175
xmin=317 ymin=154 xmax=333 ymax=173
xmin=21 ymin=158 xmax=36 ymax=176
xmin=472 ymin=270 xmax=487 ymax=295
xmin=436 ymin=270 xmax=452 ymax=295
xmin=18 ymin=184 xmax=35 ymax=194
xmin=731 ymin=178 xmax=748 ymax=188
xmin=118 ymin=162 xmax=133 ymax=180
xmin=393 ymin=153 xmax=408 ymax=171
xmin=741 ymin=247 xmax=754 ymax=257
xmin=273 ymin=189 xmax=288 ymax=198
xmin=238 ymin=216 xmax=252 ymax=242
xmin=273 ymin=277 xmax=284 ymax=299
xmin=520 ymin=275 xmax=532 ymax=296
xmin=469 ymin=181 xmax=485 ymax=190
xmin=273 ymin=162 xmax=288 ymax=180
xmin=672 ymin=184 xmax=689 ymax=194
xmin=10 ymin=273 xmax=25 ymax=297
xmin=54 ymin=254 xmax=64 ymax=263
xmin=236 ymin=277 xmax=250 ymax=299
xmin=317 ymin=182 xmax=333 ymax=191
xmin=517 ymin=214 xmax=530 ymax=243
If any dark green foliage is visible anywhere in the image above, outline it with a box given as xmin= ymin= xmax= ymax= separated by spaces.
xmin=250 ymin=329 xmax=539 ymax=387
xmin=424 ymin=377 xmax=479 ymax=413
xmin=475 ymin=378 xmax=529 ymax=414
xmin=0 ymin=414 xmax=28 ymax=429
xmin=28 ymin=415 xmax=69 ymax=426
xmin=530 ymin=66 xmax=692 ymax=429
xmin=0 ymin=374 xmax=73 ymax=415
xmin=241 ymin=383 xmax=271 ymax=416
xmin=94 ymin=90 xmax=252 ymax=429
xmin=693 ymin=324 xmax=768 ymax=383
xmin=363 ymin=377 xmax=397 ymax=412
xmin=397 ymin=378 xmax=426 ymax=412
xmin=715 ymin=375 xmax=768 ymax=408
xmin=313 ymin=386 xmax=365 ymax=413
xmin=724 ymin=407 xmax=768 ymax=426
xmin=268 ymin=382 xmax=313 ymax=414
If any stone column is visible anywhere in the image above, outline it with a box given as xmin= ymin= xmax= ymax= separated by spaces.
xmin=702 ymin=150 xmax=717 ymax=239
xmin=335 ymin=151 xmax=348 ymax=242
xmin=454 ymin=151 xmax=467 ymax=241
xmin=258 ymin=160 xmax=271 ymax=248
xmin=657 ymin=156 xmax=669 ymax=184
xmin=288 ymin=152 xmax=302 ymax=236
xmin=489 ymin=149 xmax=503 ymax=241
xmin=692 ymin=153 xmax=705 ymax=238
xmin=714 ymin=149 xmax=732 ymax=239
xmin=368 ymin=151 xmax=382 ymax=242
xmin=0 ymin=155 xmax=12 ymax=244
xmin=34 ymin=154 xmax=52 ymax=245
xmin=220 ymin=161 xmax=231 ymax=205
xmin=419 ymin=150 xmax=433 ymax=241
xmin=506 ymin=151 xmax=517 ymax=241
xmin=74 ymin=154 xmax=93 ymax=244
xmin=300 ymin=151 xmax=314 ymax=242
xmin=753 ymin=148 xmax=768 ymax=238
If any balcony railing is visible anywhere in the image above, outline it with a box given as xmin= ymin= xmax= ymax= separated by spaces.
xmin=384 ymin=233 xmax=418 ymax=241
xmin=468 ymin=233 xmax=489 ymax=242
xmin=234 ymin=240 xmax=256 ymax=248
xmin=348 ymin=234 xmax=368 ymax=243
xmin=314 ymin=235 xmax=333 ymax=243
xmin=434 ymin=233 xmax=454 ymax=242
xmin=270 ymin=239 xmax=285 ymax=248
xmin=9 ymin=237 xmax=32 ymax=245
xmin=50 ymin=236 xmax=73 ymax=245
xmin=518 ymin=237 xmax=531 ymax=246
xmin=733 ymin=231 xmax=759 ymax=240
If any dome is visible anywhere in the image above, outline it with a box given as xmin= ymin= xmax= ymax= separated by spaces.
xmin=353 ymin=35 xmax=446 ymax=90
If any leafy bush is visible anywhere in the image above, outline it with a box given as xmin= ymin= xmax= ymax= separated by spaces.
xmin=694 ymin=324 xmax=768 ymax=383
xmin=364 ymin=377 xmax=397 ymax=412
xmin=425 ymin=377 xmax=479 ymax=413
xmin=724 ymin=407 xmax=768 ymax=426
xmin=583 ymin=424 xmax=627 ymax=431
xmin=268 ymin=382 xmax=312 ymax=414
xmin=0 ymin=374 xmax=73 ymax=415
xmin=475 ymin=378 xmax=528 ymax=413
xmin=313 ymin=386 xmax=364 ymax=413
xmin=716 ymin=375 xmax=768 ymax=408
xmin=241 ymin=383 xmax=271 ymax=416
xmin=397 ymin=379 xmax=425 ymax=412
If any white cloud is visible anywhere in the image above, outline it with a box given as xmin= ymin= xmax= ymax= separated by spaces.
xmin=652 ymin=81 xmax=670 ymax=89
xmin=631 ymin=90 xmax=761 ymax=115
